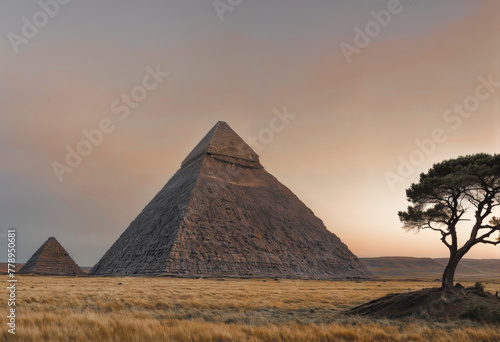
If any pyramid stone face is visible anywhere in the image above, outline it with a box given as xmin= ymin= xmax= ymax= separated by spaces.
xmin=19 ymin=237 xmax=85 ymax=275
xmin=90 ymin=122 xmax=371 ymax=279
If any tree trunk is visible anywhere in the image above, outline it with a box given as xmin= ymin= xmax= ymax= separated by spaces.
xmin=441 ymin=256 xmax=461 ymax=289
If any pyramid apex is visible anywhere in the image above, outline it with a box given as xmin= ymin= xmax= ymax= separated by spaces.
xmin=46 ymin=236 xmax=59 ymax=244
xmin=181 ymin=121 xmax=261 ymax=168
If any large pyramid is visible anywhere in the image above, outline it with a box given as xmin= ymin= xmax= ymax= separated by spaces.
xmin=19 ymin=237 xmax=85 ymax=275
xmin=90 ymin=122 xmax=371 ymax=279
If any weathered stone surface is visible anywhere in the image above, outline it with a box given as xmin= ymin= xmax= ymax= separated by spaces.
xmin=181 ymin=120 xmax=261 ymax=169
xmin=90 ymin=122 xmax=371 ymax=279
xmin=19 ymin=237 xmax=85 ymax=275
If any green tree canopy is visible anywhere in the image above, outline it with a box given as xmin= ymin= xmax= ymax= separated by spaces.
xmin=398 ymin=153 xmax=500 ymax=289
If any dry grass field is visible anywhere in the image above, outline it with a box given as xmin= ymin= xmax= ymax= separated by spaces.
xmin=1 ymin=276 xmax=499 ymax=341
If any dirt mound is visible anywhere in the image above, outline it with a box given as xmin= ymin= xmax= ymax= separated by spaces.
xmin=345 ymin=286 xmax=500 ymax=322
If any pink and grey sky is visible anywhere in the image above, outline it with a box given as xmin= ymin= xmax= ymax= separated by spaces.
xmin=1 ymin=0 xmax=499 ymax=265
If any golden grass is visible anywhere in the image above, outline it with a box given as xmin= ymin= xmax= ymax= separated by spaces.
xmin=1 ymin=276 xmax=499 ymax=341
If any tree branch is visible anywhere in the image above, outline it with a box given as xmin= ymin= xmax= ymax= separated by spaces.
xmin=479 ymin=240 xmax=500 ymax=246
xmin=426 ymin=223 xmax=452 ymax=249
xmin=478 ymin=224 xmax=500 ymax=230
xmin=475 ymin=228 xmax=500 ymax=243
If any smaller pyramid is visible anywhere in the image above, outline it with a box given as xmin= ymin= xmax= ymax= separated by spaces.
xmin=19 ymin=237 xmax=85 ymax=275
